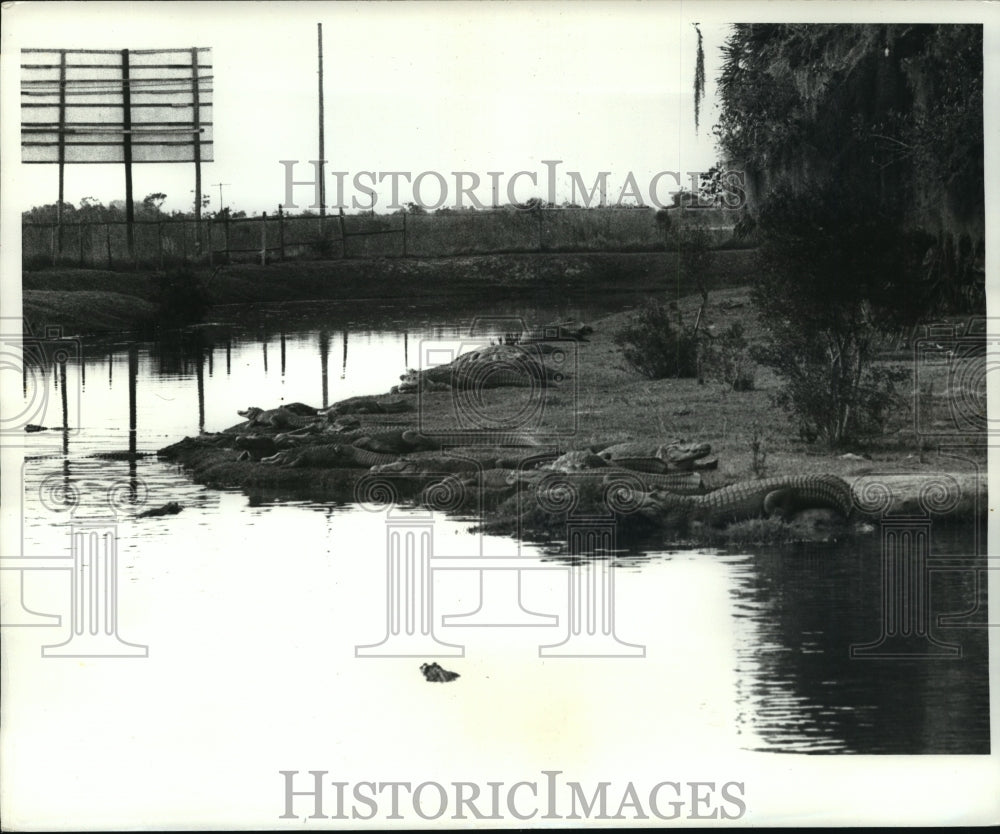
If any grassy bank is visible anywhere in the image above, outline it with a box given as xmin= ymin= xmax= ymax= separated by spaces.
xmin=21 ymin=249 xmax=757 ymax=335
xmin=155 ymin=283 xmax=987 ymax=547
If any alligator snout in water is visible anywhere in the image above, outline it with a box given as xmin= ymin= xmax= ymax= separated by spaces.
xmin=420 ymin=662 xmax=460 ymax=683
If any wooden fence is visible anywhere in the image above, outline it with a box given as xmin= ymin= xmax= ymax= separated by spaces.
xmin=22 ymin=206 xmax=740 ymax=270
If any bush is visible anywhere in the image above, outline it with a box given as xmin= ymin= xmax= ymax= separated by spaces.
xmin=705 ymin=321 xmax=755 ymax=390
xmin=749 ymin=421 xmax=768 ymax=478
xmin=614 ymin=301 xmax=700 ymax=379
xmin=751 ymin=183 xmax=909 ymax=446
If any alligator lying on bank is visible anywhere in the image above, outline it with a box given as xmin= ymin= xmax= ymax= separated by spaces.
xmin=635 ymin=474 xmax=854 ymax=527
xmin=595 ymin=440 xmax=717 ymax=472
xmin=320 ymin=395 xmax=415 ymax=416
xmin=238 ymin=403 xmax=318 ymax=429
xmin=262 ymin=443 xmax=399 ymax=469
xmin=512 ymin=467 xmax=706 ymax=494
xmin=393 ymin=342 xmax=568 ymax=394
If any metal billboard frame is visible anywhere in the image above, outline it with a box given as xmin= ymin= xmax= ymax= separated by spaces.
xmin=20 ymin=47 xmax=214 ymax=255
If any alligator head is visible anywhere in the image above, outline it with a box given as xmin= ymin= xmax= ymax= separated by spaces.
xmin=659 ymin=440 xmax=712 ymax=465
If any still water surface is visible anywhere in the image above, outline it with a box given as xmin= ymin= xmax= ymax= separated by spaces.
xmin=12 ymin=294 xmax=990 ymax=763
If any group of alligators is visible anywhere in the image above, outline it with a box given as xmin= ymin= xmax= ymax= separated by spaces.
xmin=161 ymin=428 xmax=854 ymax=538
xmin=157 ymin=329 xmax=857 ymax=538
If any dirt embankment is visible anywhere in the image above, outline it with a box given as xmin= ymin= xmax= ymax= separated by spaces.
xmin=21 ymin=249 xmax=757 ymax=335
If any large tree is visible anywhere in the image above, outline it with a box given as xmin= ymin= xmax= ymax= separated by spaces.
xmin=715 ymin=23 xmax=984 ymax=309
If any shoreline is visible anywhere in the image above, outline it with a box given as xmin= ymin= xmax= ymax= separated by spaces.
xmin=22 ymin=249 xmax=756 ymax=336
xmin=22 ymin=253 xmax=985 ymax=546
xmin=151 ymin=292 xmax=986 ymax=546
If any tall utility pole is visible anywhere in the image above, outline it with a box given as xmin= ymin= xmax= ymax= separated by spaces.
xmin=122 ymin=49 xmax=135 ymax=258
xmin=317 ymin=22 xmax=326 ymax=217
xmin=212 ymin=182 xmax=230 ymax=212
xmin=191 ymin=46 xmax=203 ymax=252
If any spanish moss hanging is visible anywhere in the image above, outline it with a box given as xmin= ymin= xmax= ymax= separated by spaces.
xmin=693 ymin=23 xmax=705 ymax=133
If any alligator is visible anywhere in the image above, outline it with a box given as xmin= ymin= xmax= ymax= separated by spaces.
xmin=393 ymin=377 xmax=452 ymax=394
xmin=369 ymin=456 xmax=486 ymax=475
xmin=420 ymin=662 xmax=459 ymax=682
xmin=261 ymin=443 xmax=398 ymax=469
xmin=352 ymin=429 xmax=443 ymax=455
xmin=635 ymin=474 xmax=853 ymax=527
xmin=137 ymin=501 xmax=183 ymax=519
xmin=397 ymin=344 xmax=566 ymax=391
xmin=467 ymin=468 xmax=522 ymax=491
xmin=596 ymin=440 xmax=715 ymax=472
xmin=320 ymin=396 xmax=415 ymax=417
xmin=238 ymin=405 xmax=319 ymax=430
xmin=234 ymin=434 xmax=278 ymax=461
xmin=512 ymin=467 xmax=705 ymax=494
xmin=400 ymin=366 xmax=555 ymax=391
xmin=534 ymin=450 xmax=707 ymax=493
xmin=542 ymin=450 xmax=609 ymax=472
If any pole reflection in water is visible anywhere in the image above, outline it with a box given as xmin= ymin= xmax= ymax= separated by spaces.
xmin=61 ymin=357 xmax=71 ymax=498
xmin=60 ymin=358 xmax=69 ymax=456
xmin=280 ymin=333 xmax=286 ymax=378
xmin=195 ymin=344 xmax=205 ymax=434
xmin=225 ymin=340 xmax=231 ymax=376
xmin=341 ymin=330 xmax=348 ymax=379
xmin=403 ymin=331 xmax=408 ymax=367
xmin=319 ymin=331 xmax=330 ymax=408
xmin=262 ymin=335 xmax=268 ymax=374
xmin=128 ymin=345 xmax=139 ymax=500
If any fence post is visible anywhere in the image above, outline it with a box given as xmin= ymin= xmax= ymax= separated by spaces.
xmin=261 ymin=211 xmax=268 ymax=265
xmin=224 ymin=211 xmax=231 ymax=263
xmin=50 ymin=226 xmax=57 ymax=264
xmin=402 ymin=211 xmax=408 ymax=258
xmin=338 ymin=207 xmax=346 ymax=259
xmin=208 ymin=220 xmax=214 ymax=268
xmin=78 ymin=221 xmax=85 ymax=267
xmin=537 ymin=208 xmax=544 ymax=252
xmin=278 ymin=205 xmax=286 ymax=261
xmin=157 ymin=222 xmax=164 ymax=270
xmin=181 ymin=220 xmax=188 ymax=262
xmin=106 ymin=223 xmax=112 ymax=268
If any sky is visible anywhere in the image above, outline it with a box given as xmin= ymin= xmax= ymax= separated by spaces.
xmin=3 ymin=1 xmax=729 ymax=215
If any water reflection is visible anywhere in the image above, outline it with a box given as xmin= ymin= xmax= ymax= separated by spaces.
xmin=723 ymin=541 xmax=989 ymax=754
xmin=12 ymin=295 xmax=990 ymax=756
xmin=319 ymin=330 xmax=329 ymax=407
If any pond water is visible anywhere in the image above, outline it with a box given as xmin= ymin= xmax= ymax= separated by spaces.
xmin=5 ymin=290 xmax=990 ymax=804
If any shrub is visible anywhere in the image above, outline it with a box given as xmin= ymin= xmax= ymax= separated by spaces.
xmin=614 ymin=301 xmax=700 ymax=379
xmin=749 ymin=421 xmax=768 ymax=478
xmin=705 ymin=321 xmax=756 ymax=390
xmin=751 ymin=183 xmax=909 ymax=446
